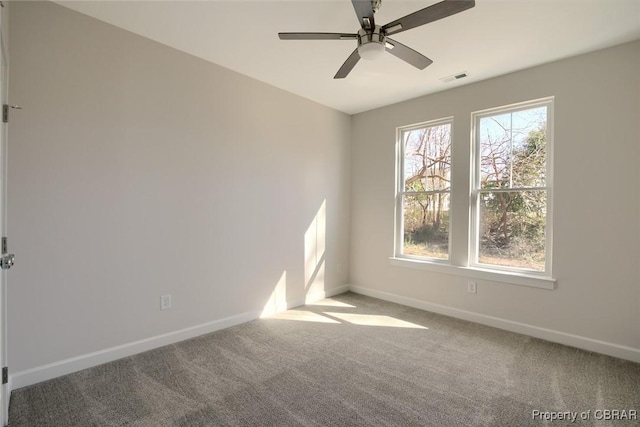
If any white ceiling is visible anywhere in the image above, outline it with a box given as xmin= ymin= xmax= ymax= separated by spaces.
xmin=55 ymin=0 xmax=640 ymax=114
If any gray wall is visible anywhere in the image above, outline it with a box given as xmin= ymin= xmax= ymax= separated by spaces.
xmin=350 ymin=40 xmax=640 ymax=350
xmin=7 ymin=0 xmax=640 ymax=379
xmin=8 ymin=1 xmax=351 ymax=373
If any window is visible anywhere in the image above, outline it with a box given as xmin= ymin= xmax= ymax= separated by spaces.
xmin=471 ymin=99 xmax=553 ymax=274
xmin=395 ymin=118 xmax=452 ymax=261
xmin=394 ymin=98 xmax=554 ymax=285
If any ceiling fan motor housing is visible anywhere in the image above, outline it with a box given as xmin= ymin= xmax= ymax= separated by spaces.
xmin=357 ymin=26 xmax=386 ymax=60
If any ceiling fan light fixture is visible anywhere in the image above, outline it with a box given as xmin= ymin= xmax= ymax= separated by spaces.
xmin=358 ymin=41 xmax=385 ymax=60
xmin=357 ymin=26 xmax=386 ymax=60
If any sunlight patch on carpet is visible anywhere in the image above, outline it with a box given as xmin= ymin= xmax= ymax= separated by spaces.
xmin=323 ymin=312 xmax=428 ymax=329
xmin=307 ymin=299 xmax=356 ymax=308
xmin=269 ymin=310 xmax=341 ymax=324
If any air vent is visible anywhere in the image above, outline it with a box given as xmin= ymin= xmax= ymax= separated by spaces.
xmin=440 ymin=72 xmax=468 ymax=83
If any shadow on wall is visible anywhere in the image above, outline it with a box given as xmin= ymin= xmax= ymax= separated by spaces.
xmin=261 ymin=199 xmax=330 ymax=317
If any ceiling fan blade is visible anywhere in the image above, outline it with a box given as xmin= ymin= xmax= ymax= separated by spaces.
xmin=382 ymin=0 xmax=475 ymax=36
xmin=385 ymin=38 xmax=433 ymax=70
xmin=279 ymin=33 xmax=358 ymax=40
xmin=351 ymin=0 xmax=375 ymax=30
xmin=334 ymin=49 xmax=361 ymax=79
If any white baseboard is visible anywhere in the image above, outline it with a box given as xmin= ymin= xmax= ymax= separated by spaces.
xmin=10 ymin=310 xmax=261 ymax=390
xmin=10 ymin=285 xmax=351 ymax=391
xmin=348 ymin=285 xmax=640 ymax=363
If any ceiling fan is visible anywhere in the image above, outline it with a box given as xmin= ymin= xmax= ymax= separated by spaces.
xmin=278 ymin=0 xmax=475 ymax=79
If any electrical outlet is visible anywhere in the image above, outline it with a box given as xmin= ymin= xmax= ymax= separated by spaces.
xmin=160 ymin=294 xmax=171 ymax=310
xmin=467 ymin=281 xmax=477 ymax=294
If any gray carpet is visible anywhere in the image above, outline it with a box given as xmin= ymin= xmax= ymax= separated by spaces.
xmin=9 ymin=292 xmax=640 ymax=426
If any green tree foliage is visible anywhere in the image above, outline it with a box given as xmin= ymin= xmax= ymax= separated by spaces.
xmin=479 ymin=123 xmax=547 ymax=270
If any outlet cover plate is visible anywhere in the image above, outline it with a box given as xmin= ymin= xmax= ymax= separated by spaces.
xmin=160 ymin=294 xmax=171 ymax=310
xmin=467 ymin=281 xmax=477 ymax=294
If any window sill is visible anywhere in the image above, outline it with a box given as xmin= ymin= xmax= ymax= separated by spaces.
xmin=389 ymin=257 xmax=556 ymax=290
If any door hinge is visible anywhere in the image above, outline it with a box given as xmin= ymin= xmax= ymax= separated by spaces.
xmin=3 ymin=104 xmax=22 ymax=123
xmin=2 ymin=237 xmax=6 ymax=254
xmin=2 ymin=367 xmax=7 ymax=385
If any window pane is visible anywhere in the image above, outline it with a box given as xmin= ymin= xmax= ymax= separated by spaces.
xmin=479 ymin=113 xmax=510 ymax=189
xmin=403 ymin=193 xmax=449 ymax=260
xmin=479 ymin=106 xmax=547 ymax=189
xmin=404 ymin=124 xmax=451 ymax=192
xmin=478 ymin=190 xmax=546 ymax=271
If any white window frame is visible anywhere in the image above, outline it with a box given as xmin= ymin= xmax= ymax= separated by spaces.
xmin=470 ymin=98 xmax=554 ymax=277
xmin=394 ymin=117 xmax=453 ymax=264
xmin=391 ymin=98 xmax=555 ymax=290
